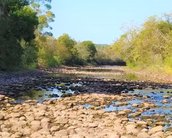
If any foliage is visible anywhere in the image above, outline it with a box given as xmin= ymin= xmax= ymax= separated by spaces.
xmin=0 ymin=0 xmax=38 ymax=70
xmin=21 ymin=40 xmax=38 ymax=68
xmin=5 ymin=0 xmax=172 ymax=71
xmin=56 ymin=34 xmax=82 ymax=65
xmin=36 ymin=35 xmax=58 ymax=67
xmin=111 ymin=15 xmax=172 ymax=71
xmin=30 ymin=0 xmax=55 ymax=35
xmin=76 ymin=41 xmax=97 ymax=64
xmin=95 ymin=46 xmax=126 ymax=65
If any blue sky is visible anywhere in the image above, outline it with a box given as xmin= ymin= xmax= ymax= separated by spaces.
xmin=51 ymin=0 xmax=172 ymax=44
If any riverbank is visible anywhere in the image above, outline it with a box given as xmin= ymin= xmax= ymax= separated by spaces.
xmin=0 ymin=66 xmax=172 ymax=87
xmin=1 ymin=93 xmax=172 ymax=138
xmin=47 ymin=66 xmax=172 ymax=83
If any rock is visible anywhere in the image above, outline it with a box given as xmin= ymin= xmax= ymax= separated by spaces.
xmin=108 ymin=133 xmax=120 ymax=138
xmin=118 ymin=111 xmax=127 ymax=116
xmin=132 ymin=103 xmax=139 ymax=107
xmin=0 ymin=114 xmax=4 ymax=120
xmin=126 ymin=124 xmax=139 ymax=134
xmin=31 ymin=121 xmax=41 ymax=131
xmin=11 ymin=113 xmax=21 ymax=118
xmin=137 ymin=121 xmax=147 ymax=126
xmin=50 ymin=126 xmax=61 ymax=132
xmin=166 ymin=136 xmax=172 ymax=138
xmin=48 ymin=94 xmax=59 ymax=98
xmin=116 ymin=102 xmax=128 ymax=106
xmin=88 ymin=123 xmax=98 ymax=128
xmin=41 ymin=118 xmax=50 ymax=129
xmin=129 ymin=112 xmax=141 ymax=117
xmin=162 ymin=99 xmax=168 ymax=103
xmin=0 ymin=132 xmax=11 ymax=138
xmin=11 ymin=132 xmax=23 ymax=138
xmin=150 ymin=131 xmax=164 ymax=138
xmin=0 ymin=95 xmax=5 ymax=100
xmin=55 ymin=118 xmax=68 ymax=124
xmin=61 ymin=93 xmax=72 ymax=97
xmin=155 ymin=121 xmax=165 ymax=126
xmin=69 ymin=134 xmax=85 ymax=138
xmin=142 ymin=103 xmax=155 ymax=109
xmin=54 ymin=130 xmax=68 ymax=137
xmin=30 ymin=132 xmax=42 ymax=138
xmin=21 ymin=127 xmax=31 ymax=135
xmin=148 ymin=126 xmax=163 ymax=135
xmin=137 ymin=132 xmax=150 ymax=138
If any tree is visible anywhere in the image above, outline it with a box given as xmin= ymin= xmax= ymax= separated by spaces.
xmin=56 ymin=34 xmax=80 ymax=65
xmin=111 ymin=15 xmax=172 ymax=71
xmin=30 ymin=0 xmax=55 ymax=35
xmin=0 ymin=0 xmax=38 ymax=70
xmin=37 ymin=35 xmax=59 ymax=67
xmin=76 ymin=41 xmax=97 ymax=63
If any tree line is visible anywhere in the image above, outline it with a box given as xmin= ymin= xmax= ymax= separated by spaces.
xmin=0 ymin=0 xmax=122 ymax=71
xmin=111 ymin=15 xmax=172 ymax=73
xmin=1 ymin=0 xmax=171 ymax=72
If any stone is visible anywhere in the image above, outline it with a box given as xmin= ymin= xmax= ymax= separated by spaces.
xmin=50 ymin=126 xmax=61 ymax=132
xmin=31 ymin=121 xmax=41 ymax=131
xmin=166 ymin=136 xmax=172 ymax=138
xmin=132 ymin=103 xmax=139 ymax=107
xmin=137 ymin=121 xmax=147 ymax=126
xmin=69 ymin=134 xmax=85 ymax=138
xmin=108 ymin=133 xmax=120 ymax=138
xmin=88 ymin=123 xmax=98 ymax=128
xmin=118 ymin=111 xmax=127 ymax=116
xmin=0 ymin=114 xmax=4 ymax=120
xmin=30 ymin=132 xmax=42 ymax=138
xmin=126 ymin=124 xmax=139 ymax=135
xmin=11 ymin=113 xmax=21 ymax=118
xmin=41 ymin=118 xmax=50 ymax=129
xmin=0 ymin=95 xmax=5 ymax=100
xmin=21 ymin=127 xmax=31 ymax=135
xmin=55 ymin=118 xmax=68 ymax=124
xmin=148 ymin=126 xmax=163 ymax=135
xmin=162 ymin=99 xmax=168 ymax=103
xmin=54 ymin=130 xmax=68 ymax=137
xmin=137 ymin=132 xmax=150 ymax=138
xmin=150 ymin=131 xmax=164 ymax=138
xmin=129 ymin=112 xmax=142 ymax=117
xmin=0 ymin=132 xmax=11 ymax=138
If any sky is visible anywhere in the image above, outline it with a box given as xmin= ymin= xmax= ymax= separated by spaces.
xmin=51 ymin=0 xmax=172 ymax=44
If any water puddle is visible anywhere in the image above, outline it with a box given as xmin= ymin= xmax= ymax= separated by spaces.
xmin=15 ymin=82 xmax=83 ymax=103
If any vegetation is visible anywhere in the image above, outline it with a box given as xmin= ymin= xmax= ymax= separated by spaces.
xmin=95 ymin=46 xmax=126 ymax=65
xmin=111 ymin=16 xmax=172 ymax=72
xmin=0 ymin=0 xmax=38 ymax=70
xmin=1 ymin=0 xmax=172 ymax=73
xmin=76 ymin=41 xmax=97 ymax=64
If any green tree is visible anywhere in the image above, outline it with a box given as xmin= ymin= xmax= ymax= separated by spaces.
xmin=76 ymin=41 xmax=97 ymax=64
xmin=56 ymin=34 xmax=80 ymax=65
xmin=36 ymin=35 xmax=59 ymax=67
xmin=111 ymin=15 xmax=172 ymax=71
xmin=0 ymin=0 xmax=38 ymax=70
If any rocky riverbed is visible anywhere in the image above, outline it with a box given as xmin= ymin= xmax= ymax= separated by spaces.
xmin=0 ymin=94 xmax=172 ymax=138
xmin=0 ymin=66 xmax=172 ymax=138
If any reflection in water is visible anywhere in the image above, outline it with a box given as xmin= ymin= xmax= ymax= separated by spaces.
xmin=15 ymin=82 xmax=82 ymax=103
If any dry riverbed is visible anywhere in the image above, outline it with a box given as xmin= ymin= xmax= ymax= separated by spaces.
xmin=0 ymin=66 xmax=172 ymax=138
xmin=1 ymin=94 xmax=172 ymax=138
